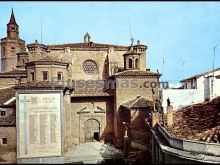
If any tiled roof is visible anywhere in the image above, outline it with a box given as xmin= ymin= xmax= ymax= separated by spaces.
xmin=123 ymin=49 xmax=142 ymax=56
xmin=122 ymin=96 xmax=153 ymax=109
xmin=0 ymin=70 xmax=27 ymax=77
xmin=166 ymin=97 xmax=220 ymax=143
xmin=37 ymin=56 xmax=60 ymax=62
xmin=17 ymin=51 xmax=28 ymax=55
xmin=180 ymin=68 xmax=220 ymax=82
xmin=15 ymin=81 xmax=65 ymax=90
xmin=0 ymin=87 xmax=16 ymax=106
xmin=0 ymin=109 xmax=16 ymax=127
xmin=112 ymin=70 xmax=161 ymax=77
xmin=26 ymin=56 xmax=69 ymax=65
xmin=27 ymin=40 xmax=48 ymax=49
xmin=47 ymin=42 xmax=129 ymax=49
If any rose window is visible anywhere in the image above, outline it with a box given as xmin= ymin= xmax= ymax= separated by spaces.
xmin=83 ymin=60 xmax=97 ymax=75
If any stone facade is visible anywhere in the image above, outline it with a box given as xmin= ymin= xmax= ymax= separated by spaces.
xmin=1 ymin=9 xmax=26 ymax=72
xmin=0 ymin=127 xmax=16 ymax=148
xmin=64 ymin=94 xmax=114 ymax=151
xmin=0 ymin=9 xmax=161 ymax=160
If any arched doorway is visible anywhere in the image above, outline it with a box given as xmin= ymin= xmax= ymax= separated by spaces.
xmin=84 ymin=119 xmax=100 ymax=142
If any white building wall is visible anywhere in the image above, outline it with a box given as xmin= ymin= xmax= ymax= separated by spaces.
xmin=213 ymin=76 xmax=220 ymax=99
xmin=163 ymin=69 xmax=220 ymax=113
xmin=200 ymin=69 xmax=220 ymax=100
xmin=196 ymin=76 xmax=207 ymax=101
xmin=162 ymin=88 xmax=203 ymax=113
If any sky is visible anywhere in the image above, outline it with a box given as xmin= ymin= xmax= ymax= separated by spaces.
xmin=0 ymin=1 xmax=220 ymax=83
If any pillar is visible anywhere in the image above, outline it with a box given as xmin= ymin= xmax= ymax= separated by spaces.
xmin=167 ymin=105 xmax=173 ymax=127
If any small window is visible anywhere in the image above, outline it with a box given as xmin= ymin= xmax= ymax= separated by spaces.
xmin=42 ymin=71 xmax=48 ymax=81
xmin=135 ymin=58 xmax=139 ymax=69
xmin=128 ymin=58 xmax=133 ymax=68
xmin=11 ymin=47 xmax=15 ymax=52
xmin=11 ymin=27 xmax=15 ymax=31
xmin=0 ymin=111 xmax=6 ymax=116
xmin=2 ymin=47 xmax=5 ymax=56
xmin=1 ymin=138 xmax=7 ymax=145
xmin=57 ymin=72 xmax=63 ymax=81
xmin=31 ymin=72 xmax=35 ymax=81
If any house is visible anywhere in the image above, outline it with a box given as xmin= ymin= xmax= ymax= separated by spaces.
xmin=161 ymin=68 xmax=220 ymax=112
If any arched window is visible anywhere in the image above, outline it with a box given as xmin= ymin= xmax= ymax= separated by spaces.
xmin=135 ymin=58 xmax=139 ymax=69
xmin=128 ymin=58 xmax=133 ymax=68
xmin=22 ymin=59 xmax=25 ymax=65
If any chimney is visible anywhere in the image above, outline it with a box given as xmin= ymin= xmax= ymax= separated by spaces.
xmin=167 ymin=105 xmax=173 ymax=127
xmin=84 ymin=32 xmax=91 ymax=43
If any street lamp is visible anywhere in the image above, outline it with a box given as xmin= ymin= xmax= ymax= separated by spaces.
xmin=213 ymin=44 xmax=218 ymax=77
xmin=211 ymin=44 xmax=218 ymax=98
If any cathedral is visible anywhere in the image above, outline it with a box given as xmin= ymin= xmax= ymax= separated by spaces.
xmin=0 ymin=9 xmax=161 ymax=163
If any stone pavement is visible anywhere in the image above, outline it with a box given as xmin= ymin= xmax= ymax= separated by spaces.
xmin=64 ymin=141 xmax=123 ymax=164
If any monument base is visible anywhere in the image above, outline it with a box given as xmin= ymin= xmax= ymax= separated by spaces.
xmin=17 ymin=156 xmax=64 ymax=164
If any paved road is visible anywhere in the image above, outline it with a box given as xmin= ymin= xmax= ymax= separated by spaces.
xmin=65 ymin=141 xmax=123 ymax=164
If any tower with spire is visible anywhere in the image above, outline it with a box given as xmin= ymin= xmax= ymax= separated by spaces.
xmin=7 ymin=8 xmax=19 ymax=39
xmin=1 ymin=8 xmax=26 ymax=72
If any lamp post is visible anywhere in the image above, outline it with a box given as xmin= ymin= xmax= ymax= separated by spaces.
xmin=212 ymin=44 xmax=218 ymax=98
xmin=213 ymin=44 xmax=218 ymax=77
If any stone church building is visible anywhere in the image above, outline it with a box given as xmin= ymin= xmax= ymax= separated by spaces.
xmin=0 ymin=9 xmax=161 ymax=161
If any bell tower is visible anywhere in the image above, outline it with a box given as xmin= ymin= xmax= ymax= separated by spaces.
xmin=1 ymin=8 xmax=26 ymax=72
xmin=123 ymin=40 xmax=147 ymax=71
xmin=7 ymin=8 xmax=19 ymax=39
xmin=123 ymin=45 xmax=141 ymax=70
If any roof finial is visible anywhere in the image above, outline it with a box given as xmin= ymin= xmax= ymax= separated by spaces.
xmin=84 ymin=32 xmax=91 ymax=43
xmin=130 ymin=37 xmax=134 ymax=46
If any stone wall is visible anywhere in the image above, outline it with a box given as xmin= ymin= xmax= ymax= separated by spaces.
xmin=1 ymin=38 xmax=25 ymax=72
xmin=64 ymin=96 xmax=114 ymax=151
xmin=113 ymin=76 xmax=159 ymax=146
xmin=0 ymin=77 xmax=27 ymax=87
xmin=0 ymin=127 xmax=16 ymax=148
xmin=49 ymin=48 xmax=128 ymax=80
xmin=0 ymin=78 xmax=16 ymax=86
xmin=27 ymin=64 xmax=68 ymax=82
